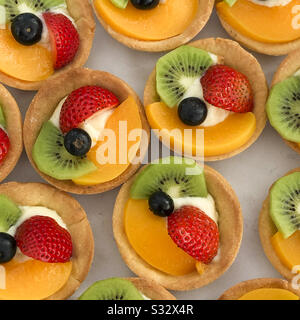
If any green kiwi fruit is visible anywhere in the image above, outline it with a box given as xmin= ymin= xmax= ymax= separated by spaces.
xmin=0 ymin=106 xmax=6 ymax=128
xmin=267 ymin=75 xmax=300 ymax=143
xmin=79 ymin=278 xmax=144 ymax=300
xmin=109 ymin=0 xmax=128 ymax=9
xmin=33 ymin=121 xmax=97 ymax=181
xmin=156 ymin=45 xmax=214 ymax=108
xmin=130 ymin=156 xmax=208 ymax=199
xmin=224 ymin=0 xmax=237 ymax=7
xmin=0 ymin=194 xmax=21 ymax=232
xmin=0 ymin=0 xmax=66 ymax=23
xmin=270 ymin=172 xmax=300 ymax=239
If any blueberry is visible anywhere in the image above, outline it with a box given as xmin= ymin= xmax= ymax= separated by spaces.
xmin=149 ymin=191 xmax=174 ymax=217
xmin=0 ymin=233 xmax=17 ymax=263
xmin=178 ymin=97 xmax=208 ymax=126
xmin=130 ymin=0 xmax=160 ymax=10
xmin=11 ymin=13 xmax=43 ymax=46
xmin=64 ymin=128 xmax=92 ymax=157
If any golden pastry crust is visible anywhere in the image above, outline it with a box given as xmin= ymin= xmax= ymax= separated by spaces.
xmin=113 ymin=164 xmax=243 ymax=291
xmin=23 ymin=68 xmax=150 ymax=195
xmin=0 ymin=0 xmax=95 ymax=91
xmin=92 ymin=0 xmax=214 ymax=52
xmin=144 ymin=38 xmax=268 ymax=161
xmin=0 ymin=84 xmax=23 ymax=183
xmin=270 ymin=51 xmax=300 ymax=155
xmin=0 ymin=182 xmax=94 ymax=300
xmin=217 ymin=13 xmax=300 ymax=56
xmin=219 ymin=278 xmax=300 ymax=300
xmin=126 ymin=278 xmax=176 ymax=300
xmin=259 ymin=168 xmax=300 ymax=281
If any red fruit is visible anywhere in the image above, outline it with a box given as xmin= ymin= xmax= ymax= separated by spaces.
xmin=167 ymin=206 xmax=219 ymax=264
xmin=201 ymin=65 xmax=253 ymax=113
xmin=43 ymin=13 xmax=79 ymax=70
xmin=0 ymin=128 xmax=9 ymax=164
xmin=60 ymin=86 xmax=119 ymax=133
xmin=15 ymin=215 xmax=72 ymax=263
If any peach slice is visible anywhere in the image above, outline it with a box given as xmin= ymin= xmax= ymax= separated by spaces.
xmin=238 ymin=288 xmax=299 ymax=300
xmin=216 ymin=0 xmax=300 ymax=43
xmin=0 ymin=28 xmax=54 ymax=82
xmin=124 ymin=199 xmax=196 ymax=276
xmin=146 ymin=102 xmax=256 ymax=157
xmin=0 ymin=259 xmax=72 ymax=300
xmin=94 ymin=0 xmax=198 ymax=41
xmin=73 ymin=96 xmax=142 ymax=185
xmin=271 ymin=231 xmax=300 ymax=270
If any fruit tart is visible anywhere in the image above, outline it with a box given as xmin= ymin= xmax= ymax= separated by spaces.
xmin=216 ymin=0 xmax=300 ymax=56
xmin=267 ymin=51 xmax=300 ymax=155
xmin=24 ymin=68 xmax=150 ymax=194
xmin=259 ymin=168 xmax=300 ymax=281
xmin=113 ymin=156 xmax=243 ymax=290
xmin=219 ymin=278 xmax=300 ymax=300
xmin=92 ymin=0 xmax=214 ymax=52
xmin=0 ymin=84 xmax=22 ymax=183
xmin=144 ymin=38 xmax=268 ymax=161
xmin=79 ymin=277 xmax=175 ymax=300
xmin=0 ymin=182 xmax=94 ymax=300
xmin=0 ymin=0 xmax=95 ymax=91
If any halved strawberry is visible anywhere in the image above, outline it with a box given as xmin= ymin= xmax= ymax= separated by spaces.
xmin=167 ymin=206 xmax=219 ymax=264
xmin=43 ymin=13 xmax=79 ymax=70
xmin=59 ymin=86 xmax=120 ymax=133
xmin=0 ymin=128 xmax=9 ymax=164
xmin=201 ymin=65 xmax=253 ymax=113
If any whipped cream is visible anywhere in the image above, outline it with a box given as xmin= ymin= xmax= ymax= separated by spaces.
xmin=249 ymin=0 xmax=292 ymax=7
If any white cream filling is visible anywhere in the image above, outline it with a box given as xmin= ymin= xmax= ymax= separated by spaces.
xmin=249 ymin=0 xmax=292 ymax=7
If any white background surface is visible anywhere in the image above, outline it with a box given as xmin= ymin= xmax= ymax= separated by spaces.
xmin=4 ymin=8 xmax=300 ymax=300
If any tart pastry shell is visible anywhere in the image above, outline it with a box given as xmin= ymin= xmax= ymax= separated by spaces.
xmin=144 ymin=38 xmax=268 ymax=161
xmin=113 ymin=164 xmax=243 ymax=291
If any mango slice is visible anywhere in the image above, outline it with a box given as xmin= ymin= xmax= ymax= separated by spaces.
xmin=146 ymin=102 xmax=256 ymax=157
xmin=0 ymin=28 xmax=54 ymax=82
xmin=73 ymin=96 xmax=142 ymax=185
xmin=271 ymin=231 xmax=300 ymax=270
xmin=238 ymin=288 xmax=299 ymax=300
xmin=124 ymin=199 xmax=196 ymax=276
xmin=0 ymin=259 xmax=72 ymax=300
xmin=94 ymin=0 xmax=198 ymax=41
xmin=216 ymin=0 xmax=300 ymax=43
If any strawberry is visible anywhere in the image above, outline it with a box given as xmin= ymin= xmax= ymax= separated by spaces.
xmin=0 ymin=128 xmax=9 ymax=164
xmin=43 ymin=13 xmax=79 ymax=70
xmin=15 ymin=215 xmax=72 ymax=263
xmin=200 ymin=65 xmax=253 ymax=113
xmin=60 ymin=86 xmax=119 ymax=133
xmin=167 ymin=206 xmax=219 ymax=264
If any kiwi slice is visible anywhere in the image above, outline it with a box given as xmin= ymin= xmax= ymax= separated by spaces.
xmin=109 ymin=0 xmax=128 ymax=9
xmin=130 ymin=156 xmax=207 ymax=199
xmin=0 ymin=194 xmax=21 ymax=232
xmin=33 ymin=121 xmax=97 ymax=180
xmin=270 ymin=172 xmax=300 ymax=239
xmin=156 ymin=46 xmax=214 ymax=108
xmin=224 ymin=0 xmax=237 ymax=6
xmin=79 ymin=278 xmax=144 ymax=300
xmin=0 ymin=106 xmax=6 ymax=128
xmin=0 ymin=0 xmax=66 ymax=23
xmin=267 ymin=75 xmax=300 ymax=143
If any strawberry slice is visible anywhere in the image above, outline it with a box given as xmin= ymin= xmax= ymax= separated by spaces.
xmin=0 ymin=128 xmax=9 ymax=164
xmin=15 ymin=215 xmax=72 ymax=263
xmin=60 ymin=86 xmax=119 ymax=133
xmin=168 ymin=206 xmax=219 ymax=264
xmin=43 ymin=13 xmax=79 ymax=70
xmin=201 ymin=65 xmax=253 ymax=113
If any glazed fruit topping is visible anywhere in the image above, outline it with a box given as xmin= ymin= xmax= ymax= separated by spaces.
xmin=130 ymin=0 xmax=159 ymax=10
xmin=60 ymin=86 xmax=119 ymax=133
xmin=168 ymin=205 xmax=219 ymax=264
xmin=15 ymin=215 xmax=72 ymax=263
xmin=0 ymin=128 xmax=10 ymax=165
xmin=148 ymin=191 xmax=174 ymax=217
xmin=178 ymin=97 xmax=208 ymax=126
xmin=11 ymin=13 xmax=43 ymax=46
xmin=201 ymin=65 xmax=253 ymax=113
xmin=64 ymin=128 xmax=92 ymax=157
xmin=43 ymin=12 xmax=79 ymax=70
xmin=0 ymin=232 xmax=17 ymax=263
